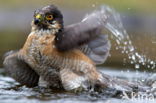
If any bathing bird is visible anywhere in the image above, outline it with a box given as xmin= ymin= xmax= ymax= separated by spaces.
xmin=3 ymin=5 xmax=137 ymax=92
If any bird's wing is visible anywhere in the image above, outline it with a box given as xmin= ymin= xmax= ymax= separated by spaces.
xmin=79 ymin=35 xmax=110 ymax=65
xmin=3 ymin=51 xmax=39 ymax=87
xmin=55 ymin=6 xmax=111 ymax=64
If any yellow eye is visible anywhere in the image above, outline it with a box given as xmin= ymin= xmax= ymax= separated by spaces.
xmin=46 ymin=15 xmax=53 ymax=20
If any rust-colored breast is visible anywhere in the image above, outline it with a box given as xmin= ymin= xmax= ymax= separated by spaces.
xmin=19 ymin=33 xmax=37 ymax=55
xmin=40 ymin=34 xmax=94 ymax=65
xmin=19 ymin=31 xmax=95 ymax=70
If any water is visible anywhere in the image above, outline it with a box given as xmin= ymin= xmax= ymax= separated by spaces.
xmin=83 ymin=5 xmax=156 ymax=69
xmin=0 ymin=68 xmax=156 ymax=103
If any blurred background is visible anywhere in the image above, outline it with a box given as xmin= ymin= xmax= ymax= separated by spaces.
xmin=0 ymin=0 xmax=156 ymax=70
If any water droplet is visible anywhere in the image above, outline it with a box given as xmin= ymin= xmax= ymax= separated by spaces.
xmin=135 ymin=64 xmax=140 ymax=69
xmin=116 ymin=40 xmax=120 ymax=45
xmin=129 ymin=46 xmax=134 ymax=52
xmin=85 ymin=5 xmax=156 ymax=70
xmin=131 ymin=61 xmax=134 ymax=64
xmin=142 ymin=62 xmax=145 ymax=65
xmin=132 ymin=55 xmax=135 ymax=60
xmin=147 ymin=65 xmax=150 ymax=68
xmin=150 ymin=61 xmax=154 ymax=65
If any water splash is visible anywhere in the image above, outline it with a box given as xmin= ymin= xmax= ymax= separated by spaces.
xmin=83 ymin=5 xmax=156 ymax=69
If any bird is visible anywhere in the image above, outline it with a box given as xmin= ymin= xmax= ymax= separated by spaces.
xmin=3 ymin=5 xmax=138 ymax=92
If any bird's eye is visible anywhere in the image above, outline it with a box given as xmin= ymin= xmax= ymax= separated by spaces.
xmin=46 ymin=15 xmax=53 ymax=21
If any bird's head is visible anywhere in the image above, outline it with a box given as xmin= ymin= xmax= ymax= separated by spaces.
xmin=32 ymin=5 xmax=63 ymax=33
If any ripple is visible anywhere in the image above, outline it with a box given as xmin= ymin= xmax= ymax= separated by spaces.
xmin=0 ymin=67 xmax=156 ymax=103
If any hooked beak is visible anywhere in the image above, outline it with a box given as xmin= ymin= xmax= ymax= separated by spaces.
xmin=34 ymin=14 xmax=43 ymax=25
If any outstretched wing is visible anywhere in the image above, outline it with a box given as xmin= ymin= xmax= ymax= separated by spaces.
xmin=55 ymin=22 xmax=102 ymax=52
xmin=79 ymin=35 xmax=110 ymax=64
xmin=55 ymin=7 xmax=110 ymax=64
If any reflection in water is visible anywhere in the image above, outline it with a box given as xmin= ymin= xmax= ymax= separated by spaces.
xmin=82 ymin=5 xmax=156 ymax=70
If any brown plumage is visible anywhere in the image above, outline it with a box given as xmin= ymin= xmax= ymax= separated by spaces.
xmin=3 ymin=5 xmax=139 ymax=92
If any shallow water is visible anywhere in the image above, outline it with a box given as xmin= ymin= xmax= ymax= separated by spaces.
xmin=0 ymin=67 xmax=156 ymax=103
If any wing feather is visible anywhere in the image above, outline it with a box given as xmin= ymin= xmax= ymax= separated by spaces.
xmin=3 ymin=51 xmax=39 ymax=87
xmin=79 ymin=35 xmax=111 ymax=64
xmin=55 ymin=6 xmax=111 ymax=64
xmin=55 ymin=6 xmax=109 ymax=51
xmin=55 ymin=23 xmax=102 ymax=51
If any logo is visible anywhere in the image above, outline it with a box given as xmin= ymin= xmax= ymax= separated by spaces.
xmin=122 ymin=91 xmax=155 ymax=102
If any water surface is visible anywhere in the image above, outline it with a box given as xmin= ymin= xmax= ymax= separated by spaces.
xmin=0 ymin=68 xmax=156 ymax=103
